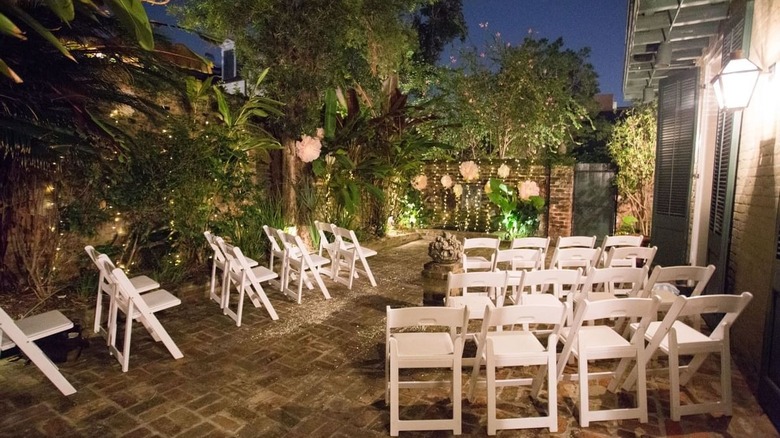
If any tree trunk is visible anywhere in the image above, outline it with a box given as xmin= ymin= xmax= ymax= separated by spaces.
xmin=282 ymin=137 xmax=299 ymax=226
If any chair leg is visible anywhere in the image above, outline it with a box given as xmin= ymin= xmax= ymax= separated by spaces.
xmin=390 ymin=357 xmax=400 ymax=437
xmin=722 ymin=331 xmax=732 ymax=416
xmin=453 ymin=356 xmax=462 ymax=435
xmin=669 ymin=330 xmax=681 ymax=421
xmin=547 ymin=349 xmax=558 ymax=432
xmin=236 ymin=284 xmax=245 ymax=327
xmin=578 ymin=348 xmax=589 ymax=427
xmin=121 ymin=314 xmax=133 ymax=372
xmin=637 ymin=346 xmax=648 ymax=423
xmin=487 ymin=345 xmax=497 ymax=435
xmin=94 ymin=289 xmax=104 ymax=334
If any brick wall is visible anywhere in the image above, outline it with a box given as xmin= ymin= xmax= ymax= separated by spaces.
xmin=419 ymin=159 xmax=574 ymax=238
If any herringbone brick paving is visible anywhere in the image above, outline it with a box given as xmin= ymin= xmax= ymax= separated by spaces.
xmin=1 ymin=237 xmax=777 ymax=437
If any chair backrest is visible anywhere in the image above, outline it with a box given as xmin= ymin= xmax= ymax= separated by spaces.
xmin=510 ymin=236 xmax=550 ymax=269
xmin=279 ymin=230 xmax=318 ymax=268
xmin=480 ymin=303 xmax=566 ymax=336
xmin=314 ymin=221 xmax=337 ymax=256
xmin=492 ymin=248 xmax=543 ymax=271
xmin=386 ymin=306 xmax=468 ymax=341
xmin=557 ymin=235 xmax=597 ymax=249
xmin=331 ymin=225 xmax=362 ymax=250
xmin=509 ymin=268 xmax=582 ymax=303
xmin=463 ymin=237 xmax=501 ymax=251
xmin=604 ymin=245 xmax=657 ymax=268
xmin=600 ymin=234 xmax=643 ymax=252
xmin=580 ymin=266 xmax=649 ymax=298
xmin=262 ymin=225 xmax=284 ymax=254
xmin=550 ymin=247 xmax=600 ymax=271
xmin=673 ymin=291 xmax=753 ymax=340
xmin=642 ymin=264 xmax=716 ymax=298
xmin=223 ymin=241 xmax=260 ymax=283
xmin=203 ymin=231 xmax=227 ymax=263
xmin=446 ymin=271 xmax=508 ymax=300
xmin=94 ymin=254 xmax=119 ymax=295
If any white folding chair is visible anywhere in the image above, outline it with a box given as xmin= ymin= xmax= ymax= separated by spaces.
xmin=386 ymin=306 xmax=468 ymax=436
xmin=640 ymin=264 xmax=716 ymax=317
xmin=446 ymin=271 xmax=509 ymax=366
xmin=203 ymin=231 xmax=258 ymax=308
xmin=492 ymin=248 xmax=543 ymax=272
xmin=467 ymin=303 xmax=566 ymax=433
xmin=620 ymin=292 xmax=753 ymax=421
xmin=314 ymin=221 xmax=341 ymax=278
xmin=597 ymin=234 xmax=644 ymax=267
xmin=549 ymin=235 xmax=596 ymax=268
xmin=105 ymin=264 xmax=183 ymax=372
xmin=603 ymin=245 xmax=657 ymax=271
xmin=222 ymin=240 xmax=279 ymax=324
xmin=557 ymin=296 xmax=660 ymax=427
xmin=510 ymin=237 xmax=550 ymax=269
xmin=549 ymin=247 xmax=600 ymax=274
xmin=461 ymin=237 xmax=500 ymax=272
xmin=0 ymin=307 xmax=76 ymax=395
xmin=262 ymin=225 xmax=291 ymax=289
xmin=508 ymin=268 xmax=582 ymax=321
xmin=85 ymin=245 xmax=159 ymax=335
xmin=331 ymin=225 xmax=378 ymax=289
xmin=278 ymin=230 xmax=331 ymax=303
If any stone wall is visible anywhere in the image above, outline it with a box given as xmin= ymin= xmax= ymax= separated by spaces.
xmin=419 ymin=159 xmax=574 ymax=239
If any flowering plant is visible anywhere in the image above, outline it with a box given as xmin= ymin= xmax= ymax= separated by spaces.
xmin=296 ymin=134 xmax=322 ymax=162
xmin=485 ymin=178 xmax=545 ymax=239
xmin=412 ymin=174 xmax=428 ymax=191
xmin=459 ymin=160 xmax=479 ymax=181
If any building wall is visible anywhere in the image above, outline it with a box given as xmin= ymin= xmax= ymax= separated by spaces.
xmin=728 ymin=0 xmax=780 ymax=371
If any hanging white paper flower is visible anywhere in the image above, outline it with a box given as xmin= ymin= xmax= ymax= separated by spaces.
xmin=518 ymin=180 xmax=540 ymax=200
xmin=296 ymin=135 xmax=322 ymax=163
xmin=412 ymin=174 xmax=428 ymax=191
xmin=324 ymin=154 xmax=335 ymax=167
xmin=484 ymin=180 xmax=492 ymax=194
xmin=440 ymin=174 xmax=453 ymax=188
xmin=453 ymin=183 xmax=463 ymax=198
xmin=459 ymin=160 xmax=480 ymax=181
xmin=497 ymin=163 xmax=511 ymax=178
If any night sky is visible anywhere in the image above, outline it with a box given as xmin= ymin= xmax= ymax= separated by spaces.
xmin=146 ymin=0 xmax=629 ymax=106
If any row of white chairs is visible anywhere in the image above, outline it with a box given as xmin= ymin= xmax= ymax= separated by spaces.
xmin=387 ymin=260 xmax=737 ymax=435
xmin=463 ymin=234 xmax=649 ymax=273
xmin=204 ymin=223 xmax=378 ymax=325
xmin=85 ymin=246 xmax=183 ymax=372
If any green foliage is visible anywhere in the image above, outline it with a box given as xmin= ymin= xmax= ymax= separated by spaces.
xmin=617 ymin=215 xmax=639 ymax=235
xmin=486 ymin=178 xmax=545 ymax=239
xmin=433 ymin=34 xmax=598 ymax=160
xmin=607 ymin=102 xmax=656 ymax=236
xmin=395 ymin=190 xmax=430 ymax=229
xmin=412 ymin=0 xmax=467 ymax=64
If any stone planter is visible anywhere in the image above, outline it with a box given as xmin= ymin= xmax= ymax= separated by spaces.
xmin=421 ymin=260 xmax=462 ymax=306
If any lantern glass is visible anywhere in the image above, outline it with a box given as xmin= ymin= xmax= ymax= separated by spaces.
xmin=711 ymin=55 xmax=761 ymax=110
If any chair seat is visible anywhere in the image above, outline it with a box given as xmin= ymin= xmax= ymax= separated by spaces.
xmin=517 ymin=293 xmax=563 ymax=307
xmin=643 ymin=320 xmax=712 ymax=351
xmin=361 ymin=247 xmax=377 ymax=258
xmin=392 ymin=332 xmax=455 ymax=357
xmin=486 ymin=331 xmax=545 ymax=356
xmin=448 ymin=295 xmax=495 ymax=319
xmin=1 ymin=310 xmax=73 ymax=350
xmin=291 ymin=252 xmax=329 ymax=268
xmin=561 ymin=325 xmax=632 ymax=357
xmin=130 ymin=275 xmax=160 ymax=293
xmin=235 ymin=266 xmax=277 ymax=285
xmin=126 ymin=289 xmax=180 ymax=319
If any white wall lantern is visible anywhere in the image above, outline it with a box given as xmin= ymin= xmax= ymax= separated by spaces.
xmin=711 ymin=50 xmax=761 ymax=110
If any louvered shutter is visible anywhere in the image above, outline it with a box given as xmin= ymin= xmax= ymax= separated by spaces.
xmin=651 ymin=68 xmax=698 ymax=266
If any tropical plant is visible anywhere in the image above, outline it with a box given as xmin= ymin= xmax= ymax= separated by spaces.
xmin=486 ymin=178 xmax=545 ymax=239
xmin=607 ymin=102 xmax=656 ymax=236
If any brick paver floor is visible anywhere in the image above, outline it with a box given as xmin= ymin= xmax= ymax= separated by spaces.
xmin=1 ymin=237 xmax=778 ymax=437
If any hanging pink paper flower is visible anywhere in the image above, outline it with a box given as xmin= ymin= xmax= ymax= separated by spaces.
xmin=459 ymin=161 xmax=480 ymax=181
xmin=497 ymin=163 xmax=510 ymax=178
xmin=518 ymin=180 xmax=540 ymax=200
xmin=440 ymin=174 xmax=453 ymax=188
xmin=296 ymin=135 xmax=322 ymax=163
xmin=412 ymin=174 xmax=428 ymax=191
xmin=453 ymin=184 xmax=463 ymax=198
